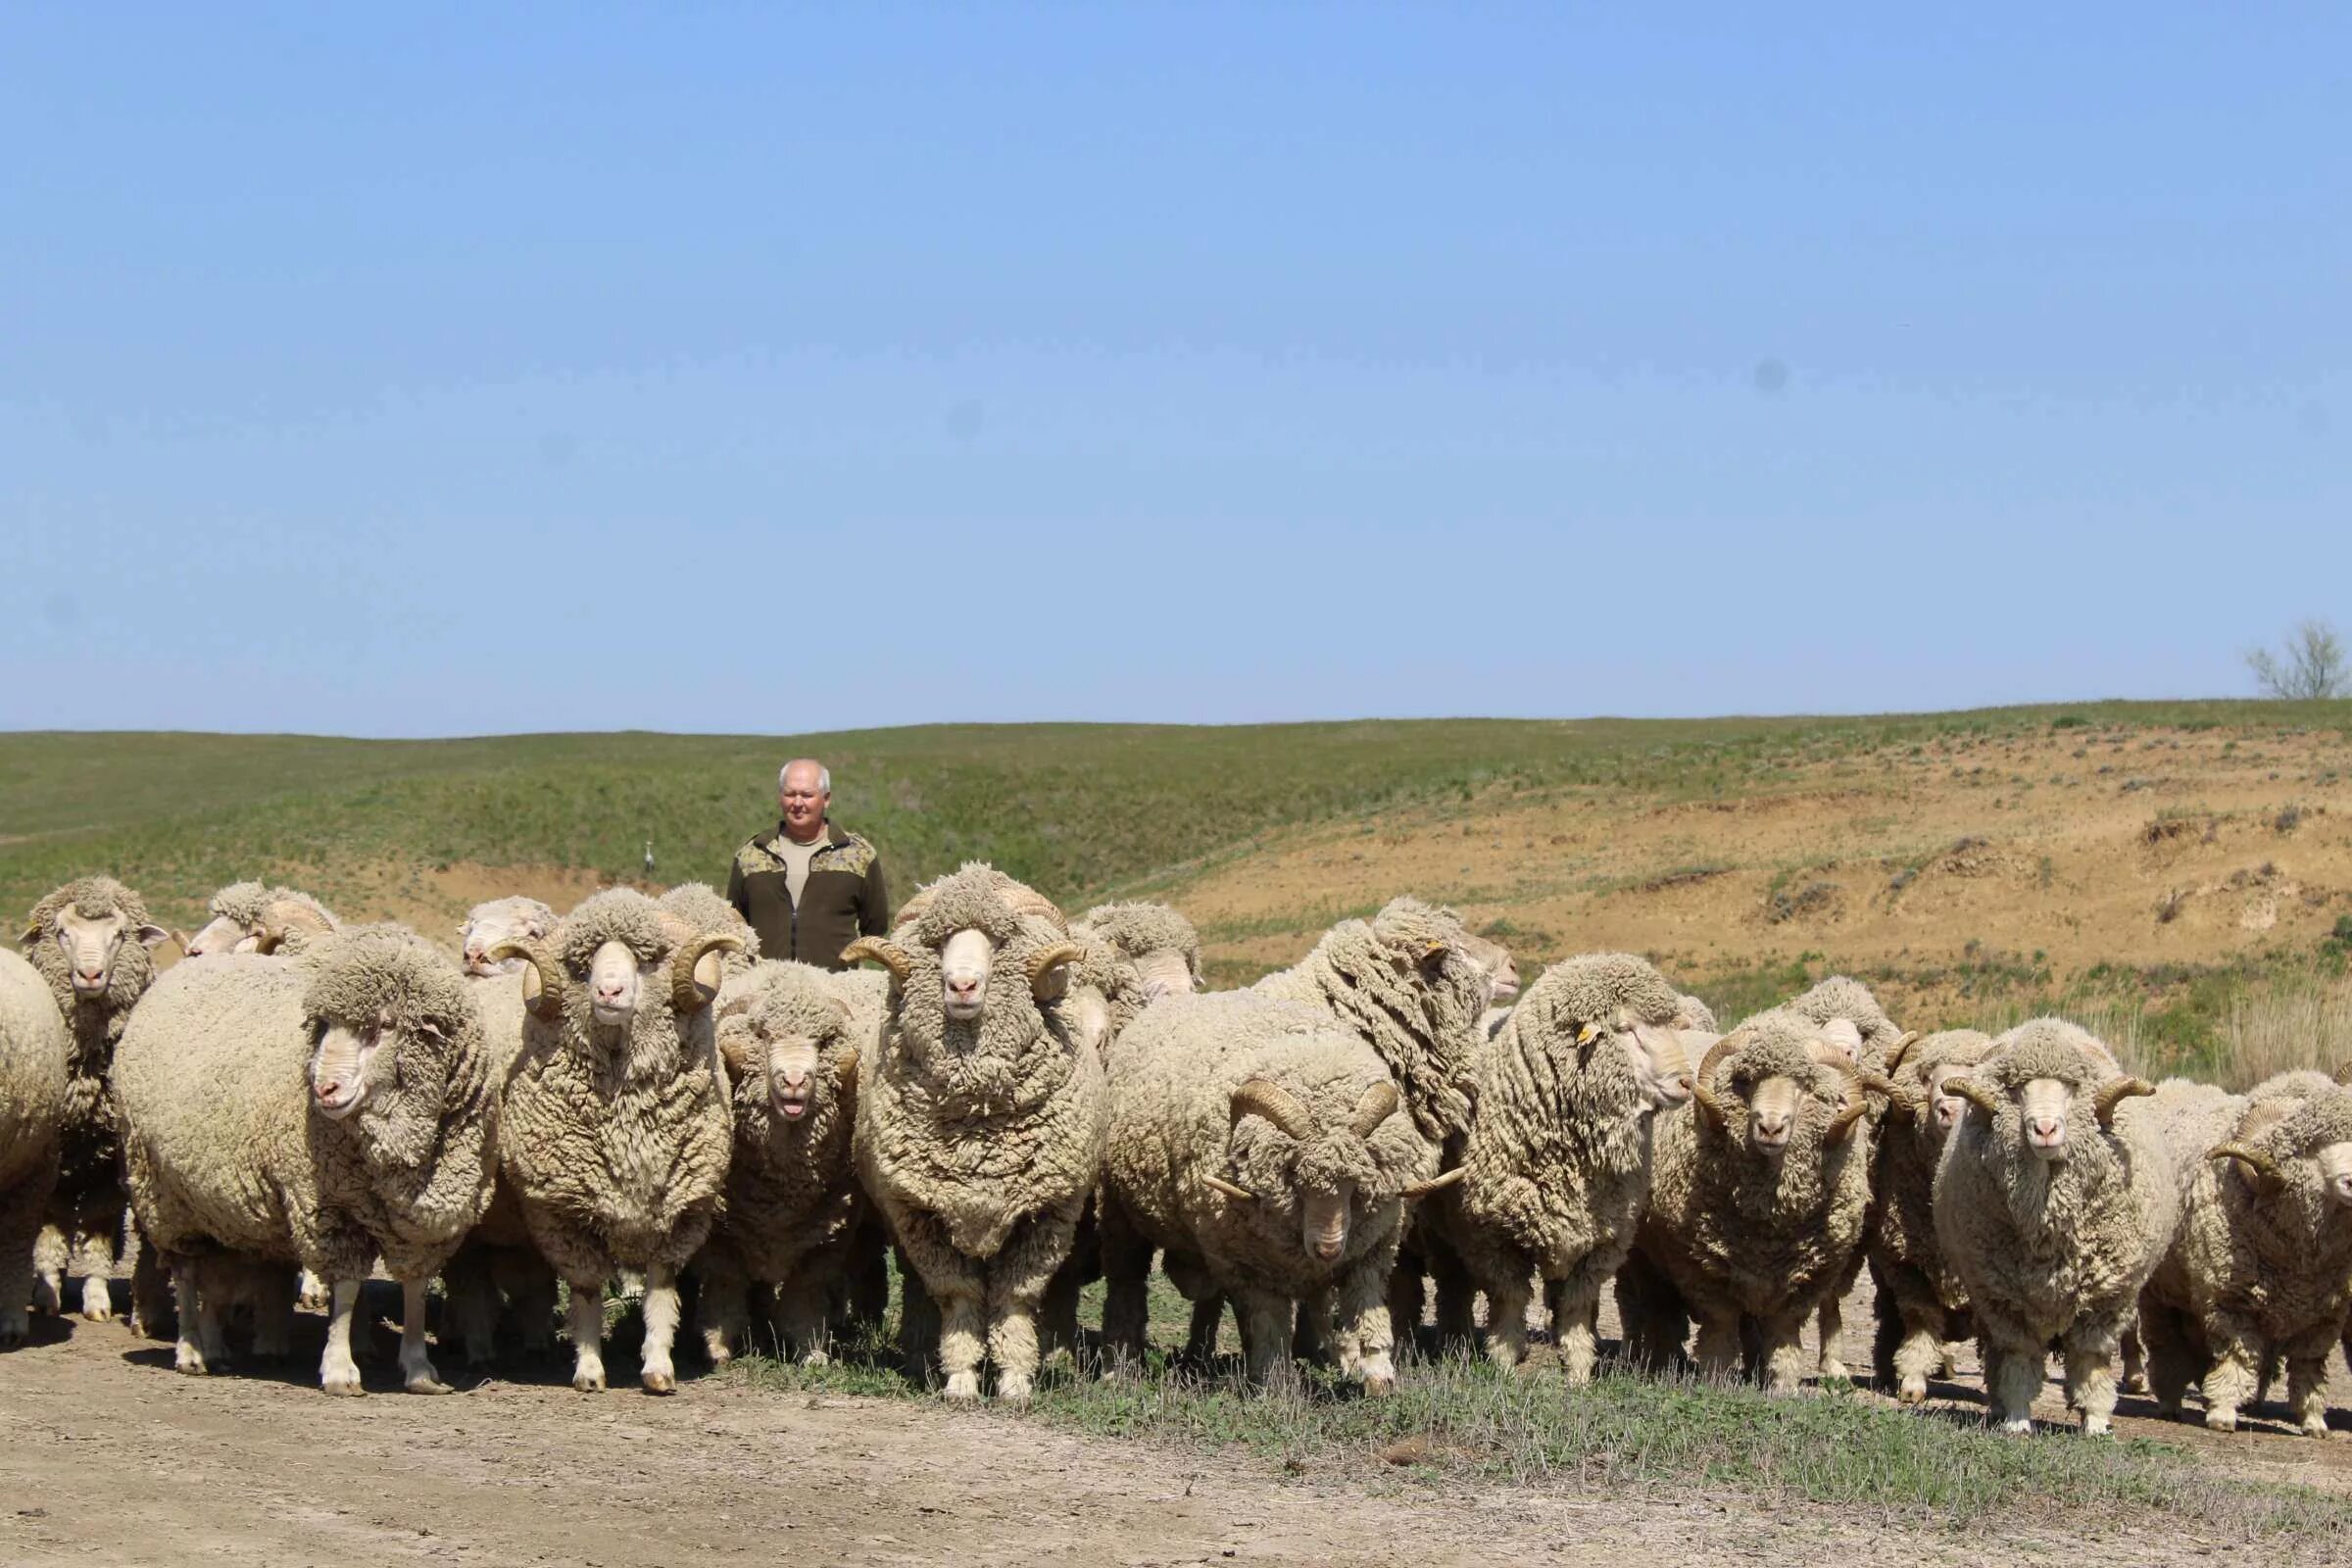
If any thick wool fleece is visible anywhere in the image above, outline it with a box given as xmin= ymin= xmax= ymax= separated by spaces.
xmin=2133 ymin=1075 xmax=2352 ymax=1432
xmin=1250 ymin=897 xmax=1487 ymax=1146
xmin=1420 ymin=954 xmax=1687 ymax=1372
xmin=1631 ymin=1010 xmax=1876 ymax=1389
xmin=24 ymin=877 xmax=162 ymax=1194
xmin=1072 ymin=901 xmax=1203 ymax=1044
xmin=1100 ymin=1019 xmax=1431 ymax=1383
xmin=1787 ymin=975 xmax=1905 ymax=1066
xmin=1933 ymin=1019 xmax=2176 ymax=1431
xmin=660 ymin=883 xmax=760 ymax=963
xmin=1867 ymin=1028 xmax=1996 ymax=1393
xmin=1673 ymin=994 xmax=1719 ymax=1033
xmin=855 ymin=866 xmax=1105 ymax=1260
xmin=113 ymin=927 xmax=495 ymax=1283
xmin=695 ymin=962 xmax=868 ymax=1355
xmin=438 ymin=966 xmax=560 ymax=1360
xmin=0 ymin=951 xmax=70 ymax=1343
xmin=204 ymin=881 xmax=270 ymax=931
xmin=497 ymin=890 xmax=734 ymax=1279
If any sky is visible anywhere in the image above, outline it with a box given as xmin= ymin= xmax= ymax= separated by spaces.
xmin=3 ymin=3 xmax=2346 ymax=736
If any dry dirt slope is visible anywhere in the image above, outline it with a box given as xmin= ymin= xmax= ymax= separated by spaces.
xmin=1170 ymin=720 xmax=2352 ymax=1026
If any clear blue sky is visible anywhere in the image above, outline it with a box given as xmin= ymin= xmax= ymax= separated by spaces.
xmin=4 ymin=4 xmax=2345 ymax=736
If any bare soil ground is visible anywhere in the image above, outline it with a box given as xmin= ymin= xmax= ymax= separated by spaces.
xmin=5 ymin=1272 xmax=2349 ymax=1568
xmin=1178 ymin=724 xmax=2352 ymax=1012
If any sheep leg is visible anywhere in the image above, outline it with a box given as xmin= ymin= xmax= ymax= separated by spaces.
xmin=296 ymin=1268 xmax=330 ymax=1313
xmin=71 ymin=1218 xmax=117 ymax=1323
xmin=319 ymin=1278 xmax=366 ymax=1396
xmin=1429 ymin=1246 xmax=1476 ymax=1350
xmin=2060 ymin=1325 xmax=2121 ymax=1436
xmin=984 ymin=1210 xmax=1077 ymax=1404
xmin=693 ymin=1251 xmax=750 ymax=1367
xmin=1545 ymin=1277 xmax=1600 ymax=1386
xmin=2137 ymin=1302 xmax=2199 ymax=1419
xmin=1182 ymin=1295 xmax=1227 ymax=1368
xmin=32 ymin=1223 xmax=65 ymax=1316
xmin=639 ymin=1263 xmax=683 ymax=1394
xmin=1756 ymin=1310 xmax=1808 ymax=1395
xmin=775 ymin=1273 xmax=832 ymax=1367
xmin=510 ymin=1261 xmax=560 ymax=1356
xmin=1039 ymin=1253 xmax=1083 ymax=1367
xmin=565 ymin=1278 xmax=608 ymax=1392
xmin=1480 ymin=1271 xmax=1531 ymax=1370
xmin=1692 ymin=1311 xmax=1742 ymax=1384
xmin=1984 ymin=1333 xmax=2041 ymax=1434
xmin=1095 ymin=1199 xmax=1152 ymax=1374
xmin=250 ymin=1265 xmax=295 ymax=1360
xmin=0 ymin=1183 xmax=46 ymax=1348
xmin=442 ymin=1246 xmax=501 ymax=1367
xmin=1386 ymin=1262 xmax=1425 ymax=1356
xmin=127 ymin=1228 xmax=174 ymax=1342
xmin=2121 ymin=1322 xmax=2149 ymax=1396
xmin=394 ymin=1277 xmax=451 ymax=1394
xmin=1883 ymin=1274 xmax=1949 ymax=1404
xmin=170 ymin=1258 xmax=217 ymax=1375
xmin=2285 ymin=1347 xmax=2333 ymax=1438
xmin=2195 ymin=1316 xmax=2261 ymax=1434
xmin=1332 ymin=1250 xmax=1398 ymax=1395
xmin=896 ymin=1217 xmax=985 ymax=1400
xmin=1815 ymin=1295 xmax=1848 ymax=1381
xmin=1236 ymin=1286 xmax=1296 ymax=1389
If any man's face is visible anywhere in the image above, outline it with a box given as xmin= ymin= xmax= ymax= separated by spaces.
xmin=779 ymin=764 xmax=828 ymax=838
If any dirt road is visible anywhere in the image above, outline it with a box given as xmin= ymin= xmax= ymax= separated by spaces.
xmin=3 ymin=1307 xmax=2339 ymax=1568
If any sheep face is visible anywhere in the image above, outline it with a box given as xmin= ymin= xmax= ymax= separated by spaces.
xmin=1617 ymin=1018 xmax=1694 ymax=1110
xmin=1929 ymin=1063 xmax=1976 ymax=1133
xmin=297 ymin=924 xmax=485 ymax=1158
xmin=1815 ymin=1017 xmax=1864 ymax=1065
xmin=2018 ymin=1076 xmax=2076 ymax=1159
xmin=1223 ymin=1079 xmax=1399 ymax=1265
xmin=940 ymin=928 xmax=992 ymax=1020
xmin=1954 ymin=1023 xmax=2148 ymax=1166
xmin=2218 ymin=1093 xmax=2352 ymax=1215
xmin=586 ymin=938 xmax=654 ymax=1028
xmin=310 ymin=1008 xmax=445 ymax=1122
xmin=1693 ymin=1027 xmax=1869 ymax=1162
xmin=845 ymin=868 xmax=1082 ymax=1076
xmin=725 ymin=980 xmax=858 ymax=1124
xmin=459 ymin=898 xmax=554 ymax=977
xmin=1134 ymin=947 xmax=1199 ymax=1003
xmin=1458 ymin=932 xmax=1520 ymax=1006
xmin=33 ymin=902 xmax=168 ymax=998
xmin=500 ymin=891 xmax=740 ymax=1068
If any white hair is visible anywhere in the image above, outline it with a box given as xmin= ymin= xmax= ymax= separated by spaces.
xmin=779 ymin=760 xmax=831 ymax=794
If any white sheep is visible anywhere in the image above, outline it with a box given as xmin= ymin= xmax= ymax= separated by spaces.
xmin=456 ymin=895 xmax=557 ymax=977
xmin=0 ymin=950 xmax=70 ymax=1348
xmin=485 ymin=888 xmax=742 ymax=1394
xmin=182 ymin=882 xmax=341 ymax=958
xmin=112 ymin=925 xmax=497 ymax=1394
xmin=1936 ymin=1019 xmax=2167 ymax=1434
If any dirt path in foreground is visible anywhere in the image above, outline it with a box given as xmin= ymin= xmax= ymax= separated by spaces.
xmin=0 ymin=1313 xmax=2328 ymax=1568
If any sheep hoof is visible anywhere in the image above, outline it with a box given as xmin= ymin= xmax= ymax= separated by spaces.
xmin=31 ymin=1277 xmax=61 ymax=1317
xmin=1898 ymin=1380 xmax=1927 ymax=1404
xmin=800 ymin=1349 xmax=831 ymax=1370
xmin=321 ymin=1375 xmax=365 ymax=1397
xmin=641 ymin=1370 xmax=676 ymax=1395
xmin=573 ymin=1372 xmax=606 ymax=1393
xmin=1998 ymin=1417 xmax=2033 ymax=1436
xmin=2082 ymin=1415 xmax=2112 ymax=1437
xmin=943 ymin=1372 xmax=982 ymax=1402
xmin=1360 ymin=1372 xmax=1396 ymax=1398
xmin=998 ymin=1375 xmax=1033 ymax=1405
xmin=1818 ymin=1357 xmax=1849 ymax=1383
xmin=2302 ymin=1419 xmax=2334 ymax=1440
xmin=2204 ymin=1409 xmax=2237 ymax=1434
xmin=173 ymin=1349 xmax=210 ymax=1377
xmin=704 ymin=1342 xmax=734 ymax=1368
xmin=406 ymin=1374 xmax=454 ymax=1396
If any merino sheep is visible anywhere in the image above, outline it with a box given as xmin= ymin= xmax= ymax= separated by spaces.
xmin=694 ymin=960 xmax=875 ymax=1366
xmin=1935 ymin=1018 xmax=2168 ymax=1434
xmin=183 ymin=882 xmax=341 ymax=959
xmin=1100 ymin=1012 xmax=1439 ymax=1390
xmin=20 ymin=876 xmax=170 ymax=1322
xmin=457 ymin=896 xmax=557 ymax=977
xmin=1409 ymin=954 xmax=1695 ymax=1380
xmin=437 ymin=967 xmax=560 ymax=1366
xmin=1069 ymin=901 xmax=1204 ymax=1042
xmin=846 ymin=863 xmax=1103 ymax=1403
xmin=1866 ymin=1028 xmax=1998 ymax=1401
xmin=113 ymin=925 xmax=496 ymax=1394
xmin=0 ymin=950 xmax=70 ymax=1348
xmin=486 ymin=888 xmax=742 ymax=1393
xmin=1619 ymin=1008 xmax=1889 ymax=1393
xmin=2134 ymin=1073 xmax=2352 ymax=1435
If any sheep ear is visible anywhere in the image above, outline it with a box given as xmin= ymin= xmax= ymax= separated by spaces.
xmin=834 ymin=1047 xmax=859 ymax=1093
xmin=136 ymin=924 xmax=171 ymax=951
xmin=416 ymin=1018 xmax=450 ymax=1044
xmin=18 ymin=923 xmax=40 ymax=951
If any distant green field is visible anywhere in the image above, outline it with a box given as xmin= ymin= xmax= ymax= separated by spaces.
xmin=3 ymin=700 xmax=2346 ymax=929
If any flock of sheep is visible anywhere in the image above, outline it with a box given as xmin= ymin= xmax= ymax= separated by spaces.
xmin=5 ymin=864 xmax=2352 ymax=1443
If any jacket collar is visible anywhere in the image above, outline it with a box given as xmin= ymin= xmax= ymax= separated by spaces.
xmin=760 ymin=819 xmax=848 ymax=854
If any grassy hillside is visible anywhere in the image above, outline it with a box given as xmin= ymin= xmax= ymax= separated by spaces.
xmin=6 ymin=700 xmax=2352 ymax=1084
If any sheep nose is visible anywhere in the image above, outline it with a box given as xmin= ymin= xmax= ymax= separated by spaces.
xmin=596 ymin=980 xmax=625 ymax=1003
xmin=2030 ymin=1116 xmax=2063 ymax=1142
xmin=947 ymin=977 xmax=979 ymax=1000
xmin=782 ymin=1068 xmax=808 ymax=1088
xmin=1752 ymin=1114 xmax=1790 ymax=1146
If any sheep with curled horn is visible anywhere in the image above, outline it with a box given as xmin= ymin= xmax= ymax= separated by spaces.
xmin=845 ymin=863 xmax=1104 ymax=1403
xmin=1863 ymin=1028 xmax=1997 ymax=1401
xmin=454 ymin=895 xmax=557 ymax=977
xmin=480 ymin=888 xmax=744 ymax=1394
xmin=1401 ymin=954 xmax=1695 ymax=1380
xmin=183 ymin=882 xmax=342 ymax=959
xmin=1615 ymin=1008 xmax=1896 ymax=1394
xmin=690 ymin=960 xmax=875 ymax=1367
xmin=2128 ymin=1072 xmax=2352 ymax=1436
xmin=1933 ymin=1017 xmax=2168 ymax=1435
xmin=1097 ymin=1007 xmax=1441 ymax=1391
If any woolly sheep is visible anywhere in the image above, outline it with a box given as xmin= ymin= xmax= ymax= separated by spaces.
xmin=113 ymin=925 xmax=496 ymax=1394
xmin=2134 ymin=1073 xmax=2352 ymax=1435
xmin=1935 ymin=1018 xmax=2167 ymax=1434
xmin=486 ymin=888 xmax=743 ymax=1393
xmin=1673 ymin=994 xmax=1719 ymax=1033
xmin=456 ymin=895 xmax=557 ymax=977
xmin=19 ymin=876 xmax=170 ymax=1322
xmin=846 ymin=863 xmax=1102 ymax=1403
xmin=1070 ymin=901 xmax=1205 ymax=1043
xmin=1619 ymin=1008 xmax=1889 ymax=1393
xmin=438 ymin=968 xmax=560 ymax=1366
xmin=1099 ymin=1012 xmax=1439 ymax=1391
xmin=695 ymin=960 xmax=875 ymax=1367
xmin=1865 ymin=1028 xmax=1997 ymax=1401
xmin=0 ymin=951 xmax=69 ymax=1348
xmin=1409 ymin=954 xmax=1695 ymax=1380
xmin=182 ymin=882 xmax=341 ymax=959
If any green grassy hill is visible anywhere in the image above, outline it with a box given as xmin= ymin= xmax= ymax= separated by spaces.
xmin=4 ymin=700 xmax=2345 ymax=934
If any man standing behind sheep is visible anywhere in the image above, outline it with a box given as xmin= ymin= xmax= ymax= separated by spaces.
xmin=726 ymin=759 xmax=890 ymax=968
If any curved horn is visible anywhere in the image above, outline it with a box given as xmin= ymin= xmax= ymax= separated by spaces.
xmin=1026 ymin=941 xmax=1086 ymax=998
xmin=1348 ymin=1081 xmax=1401 ymax=1140
xmin=1201 ymin=1175 xmax=1256 ymax=1202
xmin=2208 ymin=1143 xmax=2282 ymax=1186
xmin=1947 ymin=1076 xmax=2002 ymax=1119
xmin=1859 ymin=1068 xmax=1920 ymax=1115
xmin=717 ymin=1024 xmax=750 ymax=1076
xmin=1002 ymin=885 xmax=1068 ymax=932
xmin=260 ymin=898 xmax=334 ymax=937
xmin=1229 ymin=1078 xmax=1317 ymax=1142
xmin=1690 ymin=1031 xmax=1744 ymax=1128
xmin=1883 ymin=1030 xmax=1923 ymax=1073
xmin=669 ymin=932 xmax=746 ymax=1014
xmin=2092 ymin=1076 xmax=2156 ymax=1131
xmin=839 ymin=936 xmax=910 ymax=982
xmin=1810 ymin=1048 xmax=1861 ymax=1081
xmin=1401 ymin=1164 xmax=1466 ymax=1199
xmin=1825 ymin=1082 xmax=1873 ymax=1145
xmin=834 ymin=1047 xmax=859 ymax=1094
xmin=486 ymin=940 xmax=562 ymax=1019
